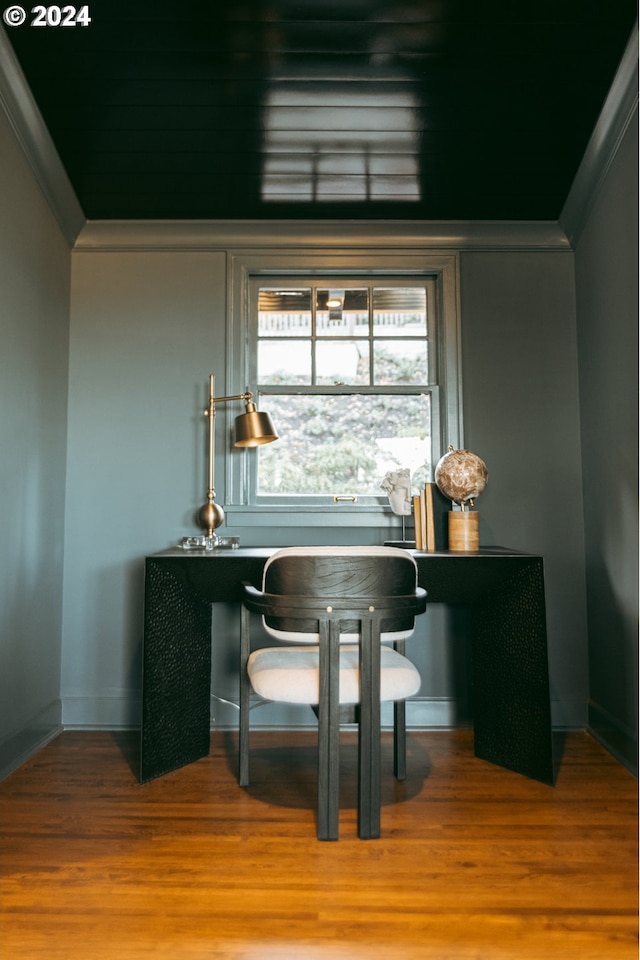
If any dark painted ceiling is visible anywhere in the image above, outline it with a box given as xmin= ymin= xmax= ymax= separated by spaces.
xmin=4 ymin=0 xmax=637 ymax=221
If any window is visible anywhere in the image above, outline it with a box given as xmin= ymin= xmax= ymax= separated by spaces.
xmin=254 ymin=280 xmax=433 ymax=502
xmin=225 ymin=253 xmax=461 ymax=527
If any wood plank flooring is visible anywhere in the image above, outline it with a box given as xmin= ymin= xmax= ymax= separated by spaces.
xmin=1 ymin=730 xmax=637 ymax=960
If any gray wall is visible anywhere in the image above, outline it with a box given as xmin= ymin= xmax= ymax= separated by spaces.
xmin=460 ymin=251 xmax=588 ymax=727
xmin=574 ymin=109 xmax=638 ymax=770
xmin=0 ymin=106 xmax=71 ymax=775
xmin=62 ymin=251 xmax=226 ymax=726
xmin=64 ymin=241 xmax=588 ymax=732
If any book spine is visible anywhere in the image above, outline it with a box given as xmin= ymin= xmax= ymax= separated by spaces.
xmin=413 ymin=495 xmax=423 ymax=550
xmin=425 ymin=482 xmax=435 ymax=552
xmin=419 ymin=487 xmax=427 ymax=550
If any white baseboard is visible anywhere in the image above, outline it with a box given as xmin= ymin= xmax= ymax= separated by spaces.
xmin=60 ymin=693 xmax=586 ymax=731
xmin=211 ymin=696 xmax=461 ymax=729
xmin=3 ymin=694 xmax=590 ymax=778
xmin=0 ymin=699 xmax=62 ymax=781
xmin=62 ymin=696 xmax=141 ymax=728
xmin=550 ymin=698 xmax=588 ymax=729
xmin=588 ymin=699 xmax=638 ymax=775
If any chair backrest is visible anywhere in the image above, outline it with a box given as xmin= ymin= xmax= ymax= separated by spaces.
xmin=261 ymin=546 xmax=420 ymax=642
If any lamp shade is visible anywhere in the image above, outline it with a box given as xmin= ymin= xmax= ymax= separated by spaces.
xmin=234 ymin=401 xmax=278 ymax=447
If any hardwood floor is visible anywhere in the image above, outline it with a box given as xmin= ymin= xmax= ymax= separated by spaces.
xmin=1 ymin=730 xmax=637 ymax=960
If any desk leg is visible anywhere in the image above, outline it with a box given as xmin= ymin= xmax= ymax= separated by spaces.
xmin=140 ymin=560 xmax=212 ymax=782
xmin=471 ymin=560 xmax=555 ymax=785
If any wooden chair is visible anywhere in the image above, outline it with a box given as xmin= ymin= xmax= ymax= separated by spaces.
xmin=238 ymin=546 xmax=427 ymax=840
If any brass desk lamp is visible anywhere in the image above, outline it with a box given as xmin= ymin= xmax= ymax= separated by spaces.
xmin=197 ymin=374 xmax=278 ymax=541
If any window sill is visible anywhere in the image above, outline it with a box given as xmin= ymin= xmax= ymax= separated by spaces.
xmin=224 ymin=504 xmax=407 ymax=529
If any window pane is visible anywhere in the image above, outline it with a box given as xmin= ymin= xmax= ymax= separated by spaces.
xmin=373 ymin=287 xmax=427 ymax=336
xmin=374 ymin=340 xmax=428 ymax=384
xmin=316 ymin=288 xmax=369 ymax=337
xmin=316 ymin=341 xmax=370 ymax=385
xmin=258 ymin=340 xmax=311 ymax=384
xmin=258 ymin=289 xmax=311 ymax=337
xmin=258 ymin=393 xmax=431 ymax=496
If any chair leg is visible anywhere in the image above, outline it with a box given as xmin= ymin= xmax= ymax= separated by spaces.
xmin=358 ymin=620 xmax=381 ymax=840
xmin=393 ymin=639 xmax=407 ymax=781
xmin=239 ymin=605 xmax=251 ymax=787
xmin=317 ymin=619 xmax=340 ymax=840
xmin=393 ymin=700 xmax=407 ymax=781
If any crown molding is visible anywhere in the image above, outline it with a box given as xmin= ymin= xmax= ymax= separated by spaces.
xmin=0 ymin=25 xmax=85 ymax=247
xmin=560 ymin=23 xmax=639 ymax=248
xmin=74 ymin=218 xmax=570 ymax=252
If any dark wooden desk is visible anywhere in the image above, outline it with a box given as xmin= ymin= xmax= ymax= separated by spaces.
xmin=140 ymin=546 xmax=554 ymax=785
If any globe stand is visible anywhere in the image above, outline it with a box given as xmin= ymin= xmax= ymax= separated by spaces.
xmin=448 ymin=510 xmax=479 ymax=551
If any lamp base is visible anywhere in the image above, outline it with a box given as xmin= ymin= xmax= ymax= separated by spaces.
xmin=448 ymin=511 xmax=479 ymax=551
xmin=181 ymin=535 xmax=219 ymax=551
xmin=197 ymin=500 xmax=225 ymax=537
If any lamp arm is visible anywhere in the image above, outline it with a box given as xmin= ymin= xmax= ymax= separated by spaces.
xmin=211 ymin=391 xmax=253 ymax=405
xmin=204 ymin=389 xmax=255 ymax=491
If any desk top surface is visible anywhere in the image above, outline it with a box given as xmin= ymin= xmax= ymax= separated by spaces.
xmin=148 ymin=545 xmax=539 ymax=561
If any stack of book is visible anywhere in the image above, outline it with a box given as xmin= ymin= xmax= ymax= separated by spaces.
xmin=413 ymin=483 xmax=450 ymax=551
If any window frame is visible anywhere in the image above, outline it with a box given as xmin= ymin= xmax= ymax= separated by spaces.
xmin=224 ymin=250 xmax=463 ymax=529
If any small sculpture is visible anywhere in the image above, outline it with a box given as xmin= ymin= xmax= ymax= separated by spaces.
xmin=380 ymin=468 xmax=412 ymax=516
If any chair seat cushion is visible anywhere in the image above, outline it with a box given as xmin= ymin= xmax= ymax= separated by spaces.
xmin=247 ymin=644 xmax=421 ymax=705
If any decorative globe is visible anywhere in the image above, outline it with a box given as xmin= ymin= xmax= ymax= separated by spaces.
xmin=434 ymin=447 xmax=488 ymax=507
